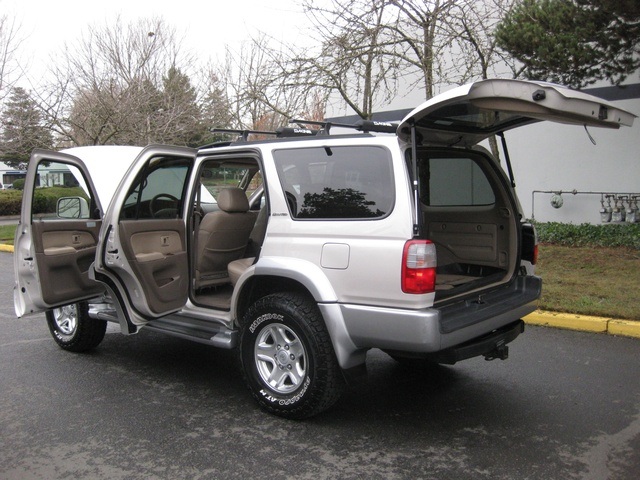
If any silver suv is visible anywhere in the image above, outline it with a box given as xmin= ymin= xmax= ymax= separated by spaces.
xmin=14 ymin=79 xmax=635 ymax=418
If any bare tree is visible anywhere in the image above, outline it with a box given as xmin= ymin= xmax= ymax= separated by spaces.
xmin=444 ymin=0 xmax=519 ymax=83
xmin=297 ymin=0 xmax=464 ymax=106
xmin=35 ymin=16 xmax=216 ymax=147
xmin=222 ymin=35 xmax=329 ymax=131
xmin=199 ymin=65 xmax=235 ymax=140
xmin=0 ymin=14 xmax=24 ymax=103
xmin=296 ymin=0 xmax=400 ymax=119
xmin=380 ymin=0 xmax=459 ymax=100
xmin=293 ymin=0 xmax=519 ymax=118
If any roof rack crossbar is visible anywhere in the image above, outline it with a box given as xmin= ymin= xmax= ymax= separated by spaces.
xmin=211 ymin=127 xmax=319 ymax=142
xmin=290 ymin=119 xmax=398 ymax=135
xmin=211 ymin=128 xmax=273 ymax=142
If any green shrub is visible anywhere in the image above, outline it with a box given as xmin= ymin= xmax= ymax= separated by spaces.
xmin=535 ymin=222 xmax=640 ymax=249
xmin=0 ymin=186 xmax=88 ymax=216
xmin=0 ymin=190 xmax=23 ymax=216
xmin=12 ymin=179 xmax=25 ymax=190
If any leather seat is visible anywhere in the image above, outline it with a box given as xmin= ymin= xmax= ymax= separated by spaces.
xmin=228 ymin=206 xmax=269 ymax=286
xmin=195 ymin=188 xmax=256 ymax=289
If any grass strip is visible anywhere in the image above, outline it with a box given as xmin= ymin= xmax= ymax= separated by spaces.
xmin=535 ymin=244 xmax=640 ymax=320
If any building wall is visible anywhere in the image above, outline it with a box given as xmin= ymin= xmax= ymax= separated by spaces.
xmin=0 ymin=162 xmax=27 ymax=186
xmin=504 ymin=96 xmax=640 ymax=224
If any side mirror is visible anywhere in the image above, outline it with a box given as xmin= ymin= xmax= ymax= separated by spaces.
xmin=57 ymin=197 xmax=90 ymax=219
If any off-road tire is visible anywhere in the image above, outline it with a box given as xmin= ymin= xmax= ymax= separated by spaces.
xmin=46 ymin=302 xmax=107 ymax=352
xmin=239 ymin=292 xmax=344 ymax=419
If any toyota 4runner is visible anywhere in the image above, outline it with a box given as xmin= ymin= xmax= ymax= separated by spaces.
xmin=14 ymin=79 xmax=635 ymax=418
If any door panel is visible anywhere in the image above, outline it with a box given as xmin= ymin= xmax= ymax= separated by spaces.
xmin=14 ymin=150 xmax=105 ymax=317
xmin=32 ymin=221 xmax=103 ymax=306
xmin=119 ymin=220 xmax=188 ymax=314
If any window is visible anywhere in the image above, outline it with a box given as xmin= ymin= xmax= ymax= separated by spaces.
xmin=274 ymin=146 xmax=394 ymax=219
xmin=121 ymin=156 xmax=191 ymax=219
xmin=419 ymin=155 xmax=495 ymax=206
xmin=33 ymin=161 xmax=94 ymax=220
xmin=199 ymin=162 xmax=262 ymax=203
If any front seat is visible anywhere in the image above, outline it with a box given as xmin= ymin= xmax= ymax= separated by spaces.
xmin=195 ymin=188 xmax=256 ymax=289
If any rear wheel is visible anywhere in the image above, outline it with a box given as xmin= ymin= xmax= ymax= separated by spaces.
xmin=239 ymin=292 xmax=344 ymax=419
xmin=46 ymin=302 xmax=107 ymax=352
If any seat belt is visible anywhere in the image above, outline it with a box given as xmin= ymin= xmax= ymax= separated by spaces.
xmin=191 ymin=183 xmax=203 ymax=290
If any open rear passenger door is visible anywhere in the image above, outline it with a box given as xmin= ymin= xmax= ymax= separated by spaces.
xmin=14 ymin=150 xmax=105 ymax=317
xmin=92 ymin=146 xmax=197 ymax=329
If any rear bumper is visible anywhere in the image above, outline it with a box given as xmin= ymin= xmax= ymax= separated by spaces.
xmin=433 ymin=319 xmax=524 ymax=364
xmin=325 ymin=275 xmax=540 ymax=368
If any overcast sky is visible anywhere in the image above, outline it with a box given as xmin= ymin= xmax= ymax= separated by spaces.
xmin=2 ymin=0 xmax=445 ymax=116
xmin=4 ymin=0 xmax=308 ymax=78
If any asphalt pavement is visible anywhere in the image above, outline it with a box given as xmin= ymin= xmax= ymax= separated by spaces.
xmin=1 ymin=251 xmax=640 ymax=479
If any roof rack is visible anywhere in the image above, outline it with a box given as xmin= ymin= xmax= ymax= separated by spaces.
xmin=209 ymin=118 xmax=398 ymax=144
xmin=210 ymin=127 xmax=319 ymax=142
xmin=290 ymin=119 xmax=398 ymax=135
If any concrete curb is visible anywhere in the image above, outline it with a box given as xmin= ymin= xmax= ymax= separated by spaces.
xmin=1 ymin=243 xmax=638 ymax=340
xmin=524 ymin=310 xmax=640 ymax=340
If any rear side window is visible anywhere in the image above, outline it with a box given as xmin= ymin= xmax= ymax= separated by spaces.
xmin=419 ymin=156 xmax=495 ymax=206
xmin=274 ymin=145 xmax=394 ymax=219
xmin=120 ymin=156 xmax=191 ymax=219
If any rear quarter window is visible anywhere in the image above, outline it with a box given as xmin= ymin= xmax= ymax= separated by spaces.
xmin=419 ymin=155 xmax=495 ymax=206
xmin=274 ymin=145 xmax=394 ymax=219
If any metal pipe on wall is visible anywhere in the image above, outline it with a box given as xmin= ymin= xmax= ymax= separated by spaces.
xmin=531 ymin=190 xmax=640 ymax=223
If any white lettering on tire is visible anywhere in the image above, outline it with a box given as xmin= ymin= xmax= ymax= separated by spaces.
xmin=249 ymin=313 xmax=283 ymax=334
xmin=259 ymin=376 xmax=311 ymax=405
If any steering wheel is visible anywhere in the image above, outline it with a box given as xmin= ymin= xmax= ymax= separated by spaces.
xmin=150 ymin=193 xmax=179 ymax=218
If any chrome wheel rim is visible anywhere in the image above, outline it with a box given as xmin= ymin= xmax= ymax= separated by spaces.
xmin=254 ymin=323 xmax=307 ymax=394
xmin=52 ymin=304 xmax=78 ymax=335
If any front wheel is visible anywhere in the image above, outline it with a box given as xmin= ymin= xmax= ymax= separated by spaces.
xmin=46 ymin=302 xmax=107 ymax=352
xmin=239 ymin=292 xmax=344 ymax=419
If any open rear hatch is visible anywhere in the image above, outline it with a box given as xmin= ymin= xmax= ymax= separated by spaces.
xmin=398 ymin=79 xmax=636 ymax=301
xmin=398 ymin=78 xmax=636 ymax=147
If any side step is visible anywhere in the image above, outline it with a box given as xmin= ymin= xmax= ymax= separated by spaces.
xmin=145 ymin=316 xmax=238 ymax=349
xmin=87 ymin=302 xmax=238 ymax=349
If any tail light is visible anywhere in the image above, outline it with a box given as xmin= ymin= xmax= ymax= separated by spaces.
xmin=402 ymin=240 xmax=437 ymax=294
xmin=521 ymin=223 xmax=538 ymax=265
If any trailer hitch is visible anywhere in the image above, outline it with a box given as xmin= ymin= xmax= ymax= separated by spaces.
xmin=484 ymin=340 xmax=509 ymax=361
